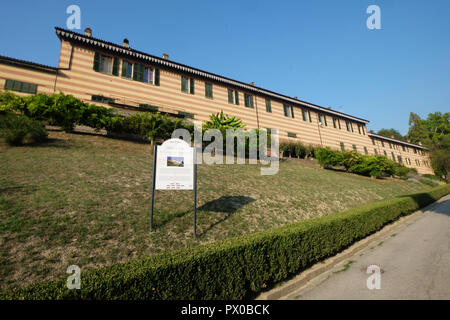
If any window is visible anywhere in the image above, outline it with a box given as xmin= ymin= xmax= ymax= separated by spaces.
xmin=4 ymin=79 xmax=37 ymax=94
xmin=358 ymin=125 xmax=361 ymax=134
xmin=352 ymin=144 xmax=357 ymax=152
xmin=340 ymin=142 xmax=345 ymax=151
xmin=121 ymin=60 xmax=133 ymax=78
xmin=350 ymin=122 xmax=354 ymax=132
xmin=181 ymin=76 xmax=194 ymax=94
xmin=362 ymin=126 xmax=365 ymax=135
xmin=178 ymin=111 xmax=195 ymax=119
xmin=413 ymin=148 xmax=417 ymax=154
xmin=283 ymin=104 xmax=293 ymax=118
xmin=228 ymin=89 xmax=234 ymax=104
xmin=371 ymin=138 xmax=375 ymax=145
xmin=333 ymin=117 xmax=337 ymax=128
xmin=302 ymin=109 xmax=308 ymax=121
xmin=392 ymin=152 xmax=396 ymax=161
xmin=308 ymin=110 xmax=312 ymax=122
xmin=91 ymin=95 xmax=115 ymax=104
xmin=384 ymin=150 xmax=387 ymax=157
xmin=234 ymin=91 xmax=239 ymax=105
xmin=346 ymin=121 xmax=350 ymax=132
xmin=133 ymin=63 xmax=145 ymax=82
xmin=398 ymin=156 xmax=403 ymax=164
xmin=402 ymin=145 xmax=406 ymax=152
xmin=364 ymin=146 xmax=368 ymax=155
xmin=318 ymin=114 xmax=326 ymax=126
xmin=205 ymin=82 xmax=213 ymax=99
xmin=287 ymin=132 xmax=297 ymax=138
xmin=265 ymin=99 xmax=272 ymax=113
xmin=381 ymin=140 xmax=385 ymax=147
xmin=244 ymin=93 xmax=254 ymax=108
xmin=131 ymin=63 xmax=154 ymax=84
xmin=374 ymin=148 xmax=378 ymax=155
xmin=143 ymin=67 xmax=154 ymax=84
xmin=93 ymin=52 xmax=117 ymax=75
xmin=389 ymin=142 xmax=392 ymax=149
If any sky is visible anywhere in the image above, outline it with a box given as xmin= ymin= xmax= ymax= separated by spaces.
xmin=0 ymin=0 xmax=449 ymax=135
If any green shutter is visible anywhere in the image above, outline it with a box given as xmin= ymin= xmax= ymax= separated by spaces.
xmin=21 ymin=82 xmax=30 ymax=93
xmin=235 ymin=91 xmax=239 ymax=105
xmin=181 ymin=77 xmax=186 ymax=92
xmin=112 ymin=57 xmax=120 ymax=76
xmin=228 ymin=89 xmax=233 ymax=103
xmin=291 ymin=106 xmax=294 ymax=118
xmin=190 ymin=78 xmax=195 ymax=94
xmin=93 ymin=52 xmax=100 ymax=71
xmin=155 ymin=69 xmax=160 ymax=86
xmin=121 ymin=61 xmax=128 ymax=77
xmin=4 ymin=79 xmax=14 ymax=90
xmin=12 ymin=81 xmax=22 ymax=92
xmin=308 ymin=111 xmax=312 ymax=122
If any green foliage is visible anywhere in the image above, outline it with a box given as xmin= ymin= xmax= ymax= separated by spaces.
xmin=377 ymin=128 xmax=406 ymax=142
xmin=203 ymin=110 xmax=245 ymax=135
xmin=0 ymin=113 xmax=48 ymax=146
xmin=2 ymin=184 xmax=449 ymax=300
xmin=280 ymin=140 xmax=318 ymax=159
xmin=314 ymin=147 xmax=418 ymax=178
xmin=0 ymin=90 xmax=26 ymax=114
xmin=0 ymin=91 xmax=193 ymax=142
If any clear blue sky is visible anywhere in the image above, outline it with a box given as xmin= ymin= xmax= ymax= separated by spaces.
xmin=1 ymin=0 xmax=449 ymax=135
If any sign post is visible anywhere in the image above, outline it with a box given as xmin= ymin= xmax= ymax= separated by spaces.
xmin=149 ymin=139 xmax=197 ymax=237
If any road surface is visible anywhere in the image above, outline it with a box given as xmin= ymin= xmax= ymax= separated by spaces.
xmin=287 ymin=194 xmax=450 ymax=300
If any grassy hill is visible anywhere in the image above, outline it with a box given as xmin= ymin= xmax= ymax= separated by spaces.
xmin=0 ymin=131 xmax=432 ymax=290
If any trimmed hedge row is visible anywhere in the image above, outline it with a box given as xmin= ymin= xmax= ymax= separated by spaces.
xmin=2 ymin=184 xmax=449 ymax=300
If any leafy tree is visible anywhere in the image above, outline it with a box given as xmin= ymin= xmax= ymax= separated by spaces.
xmin=407 ymin=112 xmax=450 ymax=181
xmin=377 ymin=128 xmax=406 ymax=141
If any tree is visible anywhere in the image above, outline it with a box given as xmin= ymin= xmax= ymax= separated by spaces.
xmin=407 ymin=112 xmax=450 ymax=181
xmin=377 ymin=128 xmax=406 ymax=141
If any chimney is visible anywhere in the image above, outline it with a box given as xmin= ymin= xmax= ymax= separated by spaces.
xmin=84 ymin=27 xmax=92 ymax=37
xmin=294 ymin=96 xmax=298 ymax=99
xmin=162 ymin=53 xmax=169 ymax=60
xmin=123 ymin=38 xmax=129 ymax=48
xmin=250 ymin=82 xmax=255 ymax=86
xmin=391 ymin=135 xmax=395 ymax=139
xmin=327 ymin=107 xmax=332 ymax=110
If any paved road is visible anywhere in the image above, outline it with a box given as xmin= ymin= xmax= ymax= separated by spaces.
xmin=287 ymin=194 xmax=450 ymax=300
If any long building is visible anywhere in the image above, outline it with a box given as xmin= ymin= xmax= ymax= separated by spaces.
xmin=0 ymin=27 xmax=433 ymax=174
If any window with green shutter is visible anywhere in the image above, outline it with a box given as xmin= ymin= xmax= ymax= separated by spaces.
xmin=205 ymin=82 xmax=213 ymax=99
xmin=181 ymin=76 xmax=188 ymax=93
xmin=4 ymin=79 xmax=37 ymax=94
xmin=228 ymin=89 xmax=234 ymax=104
xmin=364 ymin=146 xmax=368 ymax=154
xmin=155 ymin=69 xmax=160 ymax=86
xmin=340 ymin=142 xmax=345 ymax=152
xmin=290 ymin=106 xmax=294 ymax=118
xmin=352 ymin=144 xmax=357 ymax=152
xmin=302 ymin=109 xmax=307 ymax=121
xmin=244 ymin=93 xmax=253 ymax=108
xmin=112 ymin=57 xmax=119 ymax=76
xmin=374 ymin=148 xmax=378 ymax=155
xmin=122 ymin=60 xmax=132 ymax=78
xmin=287 ymin=132 xmax=297 ymax=138
xmin=283 ymin=104 xmax=290 ymax=117
xmin=265 ymin=99 xmax=272 ymax=112
xmin=93 ymin=52 xmax=100 ymax=71
xmin=234 ymin=90 xmax=239 ymax=105
xmin=133 ymin=63 xmax=145 ymax=82
xmin=308 ymin=110 xmax=312 ymax=122
xmin=190 ymin=78 xmax=195 ymax=94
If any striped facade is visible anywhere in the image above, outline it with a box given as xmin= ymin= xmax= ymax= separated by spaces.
xmin=0 ymin=27 xmax=433 ymax=174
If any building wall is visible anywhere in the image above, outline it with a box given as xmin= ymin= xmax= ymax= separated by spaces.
xmin=0 ymin=37 xmax=434 ymax=175
xmin=0 ymin=63 xmax=56 ymax=96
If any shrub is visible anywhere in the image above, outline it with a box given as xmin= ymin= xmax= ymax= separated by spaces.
xmin=0 ymin=113 xmax=48 ymax=145
xmin=2 ymin=184 xmax=449 ymax=300
xmin=280 ymin=140 xmax=317 ymax=159
xmin=419 ymin=177 xmax=439 ymax=187
xmin=0 ymin=90 xmax=26 ymax=114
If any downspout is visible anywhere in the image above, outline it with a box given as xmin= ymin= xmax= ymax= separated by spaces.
xmin=53 ymin=42 xmax=74 ymax=92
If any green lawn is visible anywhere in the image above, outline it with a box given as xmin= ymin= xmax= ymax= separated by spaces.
xmin=0 ymin=131 xmax=431 ymax=290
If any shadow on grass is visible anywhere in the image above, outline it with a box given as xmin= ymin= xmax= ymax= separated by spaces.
xmin=197 ymin=196 xmax=255 ymax=238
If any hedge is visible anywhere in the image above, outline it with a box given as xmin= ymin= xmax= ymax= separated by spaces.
xmin=2 ymin=184 xmax=449 ymax=300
